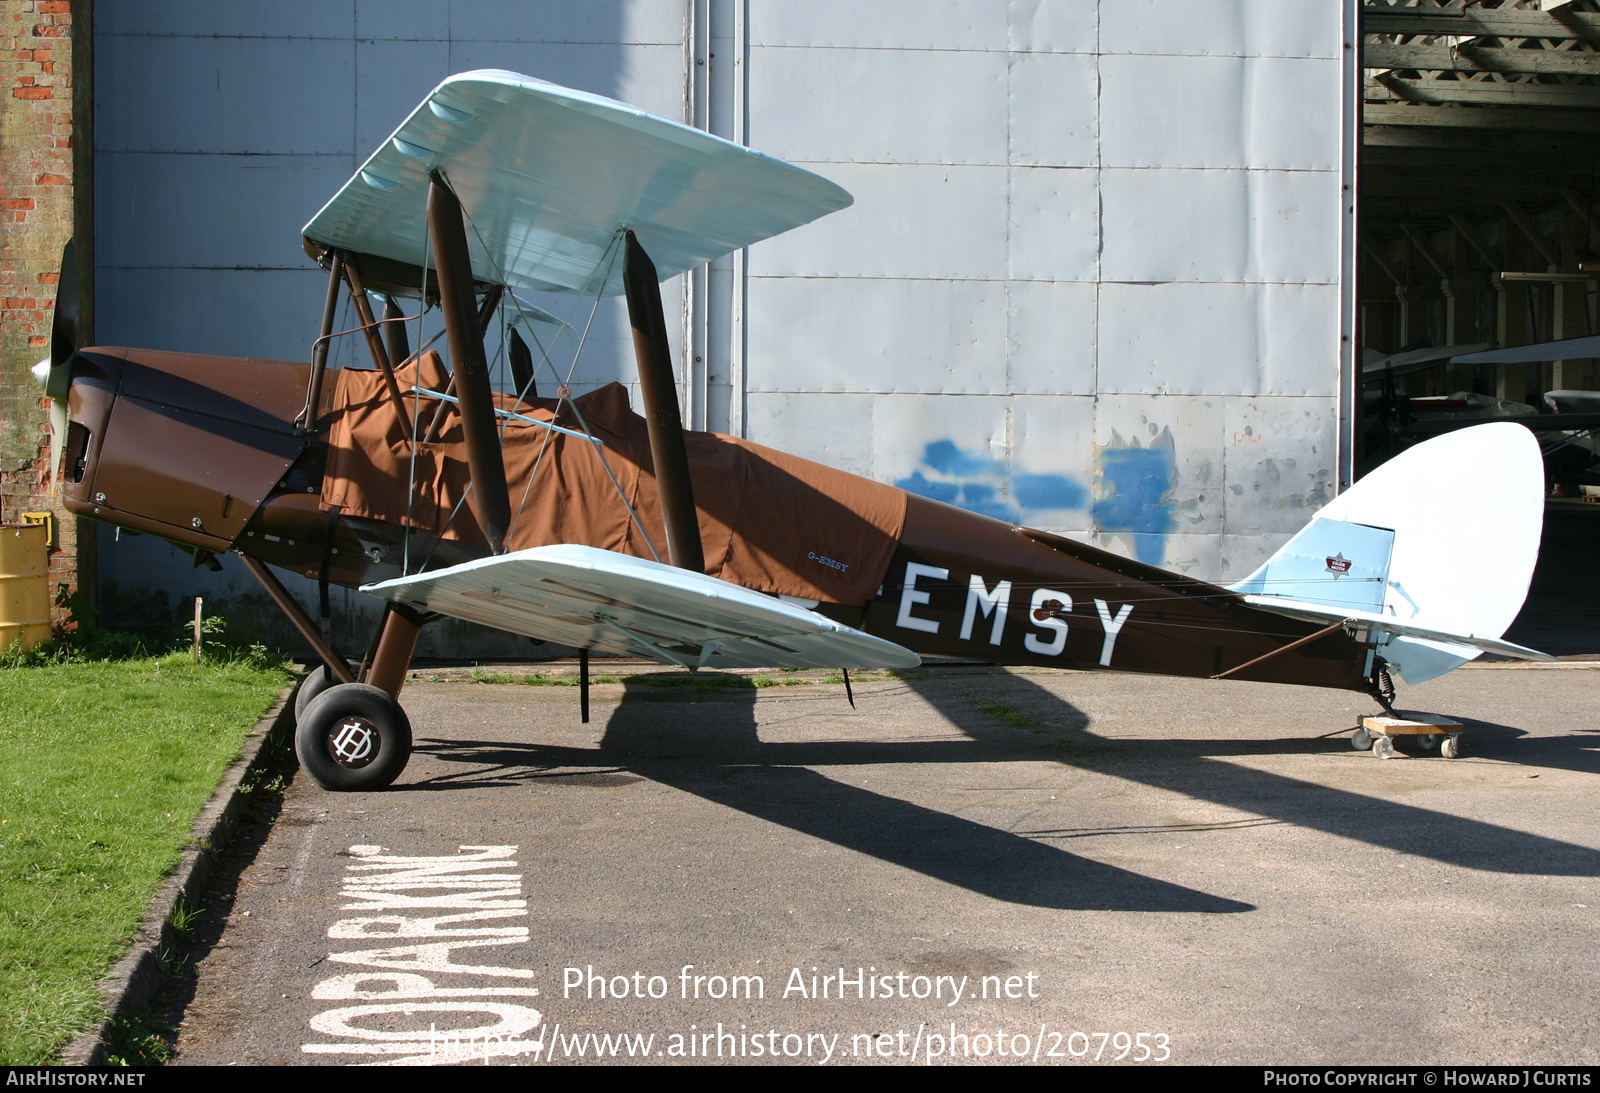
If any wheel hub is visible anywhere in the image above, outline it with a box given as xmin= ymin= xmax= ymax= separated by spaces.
xmin=327 ymin=716 xmax=380 ymax=768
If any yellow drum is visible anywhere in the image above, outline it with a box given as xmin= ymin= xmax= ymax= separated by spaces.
xmin=0 ymin=523 xmax=51 ymax=652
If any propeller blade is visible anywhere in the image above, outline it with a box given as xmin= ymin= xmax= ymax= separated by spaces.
xmin=48 ymin=398 xmax=67 ymax=495
xmin=32 ymin=355 xmax=68 ymax=494
xmin=45 ymin=238 xmax=78 ymax=401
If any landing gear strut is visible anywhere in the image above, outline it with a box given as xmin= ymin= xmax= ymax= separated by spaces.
xmin=248 ymin=555 xmax=426 ymax=792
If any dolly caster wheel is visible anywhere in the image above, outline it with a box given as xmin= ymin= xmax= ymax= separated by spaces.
xmin=1352 ymin=726 xmax=1373 ymax=751
xmin=1372 ymin=735 xmax=1396 ymax=760
xmin=1439 ymin=735 xmax=1459 ymax=759
xmin=1420 ymin=733 xmax=1438 ymax=750
xmin=294 ymin=683 xmax=412 ymax=791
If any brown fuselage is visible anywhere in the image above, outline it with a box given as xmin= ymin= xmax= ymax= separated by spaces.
xmin=62 ymin=347 xmax=1369 ymax=691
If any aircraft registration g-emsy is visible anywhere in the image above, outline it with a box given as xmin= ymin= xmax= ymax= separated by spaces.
xmin=35 ymin=71 xmax=1552 ymax=790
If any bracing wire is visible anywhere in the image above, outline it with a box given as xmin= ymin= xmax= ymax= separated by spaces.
xmin=403 ymin=212 xmax=434 ymax=576
xmin=439 ymin=191 xmax=663 ymax=562
xmin=504 ymin=236 xmax=662 ymax=561
xmin=403 ymin=200 xmax=657 ymax=568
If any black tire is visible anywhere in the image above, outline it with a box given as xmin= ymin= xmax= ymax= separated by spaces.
xmin=294 ymin=683 xmax=412 ymax=791
xmin=294 ymin=667 xmax=342 ymax=722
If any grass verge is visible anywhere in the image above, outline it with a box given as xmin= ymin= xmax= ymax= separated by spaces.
xmin=0 ymin=654 xmax=290 ymax=1064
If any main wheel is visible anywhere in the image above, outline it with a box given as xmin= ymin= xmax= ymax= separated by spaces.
xmin=294 ymin=667 xmax=341 ymax=721
xmin=294 ymin=683 xmax=413 ymax=791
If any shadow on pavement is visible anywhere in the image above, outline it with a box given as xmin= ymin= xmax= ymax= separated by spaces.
xmin=410 ymin=677 xmax=1252 ymax=914
xmin=404 ymin=666 xmax=1600 ymax=914
xmin=914 ymin=672 xmax=1600 ymax=879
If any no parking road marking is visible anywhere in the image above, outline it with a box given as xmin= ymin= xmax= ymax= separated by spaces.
xmin=302 ymin=844 xmax=544 ymax=1064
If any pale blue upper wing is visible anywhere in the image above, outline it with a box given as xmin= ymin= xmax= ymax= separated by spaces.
xmin=302 ymin=70 xmax=853 ymax=295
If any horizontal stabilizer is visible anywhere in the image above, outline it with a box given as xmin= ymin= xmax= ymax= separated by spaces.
xmin=1239 ymin=595 xmax=1555 ymax=663
xmin=1228 ymin=518 xmax=1394 ymax=614
xmin=361 ymin=544 xmax=921 ymax=671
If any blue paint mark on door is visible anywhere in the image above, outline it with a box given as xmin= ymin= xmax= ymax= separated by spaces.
xmin=920 ymin=440 xmax=993 ymax=479
xmin=1092 ymin=430 xmax=1176 ymax=566
xmin=1015 ymin=474 xmax=1088 ymax=510
xmin=894 ymin=441 xmax=1086 ymax=523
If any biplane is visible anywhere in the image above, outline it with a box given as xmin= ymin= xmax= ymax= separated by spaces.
xmin=35 ymin=71 xmax=1552 ymax=790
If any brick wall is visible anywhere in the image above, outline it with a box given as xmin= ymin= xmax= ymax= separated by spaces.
xmin=0 ymin=0 xmax=90 ymax=623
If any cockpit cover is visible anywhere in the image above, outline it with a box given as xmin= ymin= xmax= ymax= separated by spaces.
xmin=320 ymin=359 xmax=906 ymax=607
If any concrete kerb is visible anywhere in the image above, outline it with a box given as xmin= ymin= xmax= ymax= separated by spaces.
xmin=58 ymin=684 xmax=298 ymax=1066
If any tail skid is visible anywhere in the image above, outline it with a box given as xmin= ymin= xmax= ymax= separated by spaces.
xmin=1230 ymin=423 xmax=1549 ymax=685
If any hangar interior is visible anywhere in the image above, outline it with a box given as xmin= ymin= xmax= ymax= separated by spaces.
xmin=1361 ymin=0 xmax=1600 ymax=460
xmin=1360 ymin=0 xmax=1600 ymax=653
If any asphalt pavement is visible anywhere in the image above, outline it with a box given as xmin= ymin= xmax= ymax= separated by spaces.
xmin=165 ymin=662 xmax=1600 ymax=1066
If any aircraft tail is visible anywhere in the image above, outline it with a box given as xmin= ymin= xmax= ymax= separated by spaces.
xmin=1229 ymin=422 xmax=1547 ymax=685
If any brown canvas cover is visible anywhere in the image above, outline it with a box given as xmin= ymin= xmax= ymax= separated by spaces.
xmin=322 ymin=356 xmax=906 ymax=605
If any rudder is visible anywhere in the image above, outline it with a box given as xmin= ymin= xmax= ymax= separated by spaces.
xmin=1231 ymin=423 xmax=1545 ymax=684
